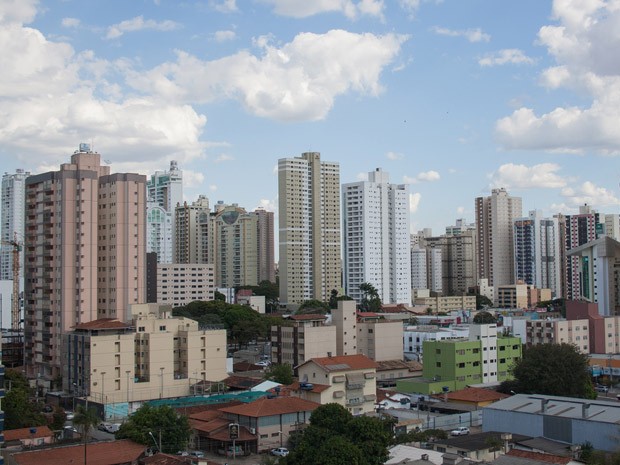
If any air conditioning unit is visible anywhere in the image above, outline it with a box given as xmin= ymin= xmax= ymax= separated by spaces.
xmin=250 ymin=428 xmax=256 ymax=435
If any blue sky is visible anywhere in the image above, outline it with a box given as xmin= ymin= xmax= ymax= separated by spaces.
xmin=1 ymin=0 xmax=619 ymax=236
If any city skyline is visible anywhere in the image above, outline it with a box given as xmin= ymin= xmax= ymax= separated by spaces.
xmin=1 ymin=0 xmax=620 ymax=236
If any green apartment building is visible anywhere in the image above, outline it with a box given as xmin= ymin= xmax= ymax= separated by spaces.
xmin=397 ymin=324 xmax=522 ymax=394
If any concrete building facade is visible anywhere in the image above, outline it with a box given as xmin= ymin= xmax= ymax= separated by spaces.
xmin=526 ymin=318 xmax=590 ymax=353
xmin=278 ymin=152 xmax=340 ymax=308
xmin=23 ymin=145 xmax=146 ymax=380
xmin=1 ymin=169 xmax=29 ymax=281
xmin=175 ymin=195 xmax=210 ymax=264
xmin=342 ymin=168 xmax=411 ymax=304
xmin=156 ymin=263 xmax=215 ymax=306
xmin=475 ymin=188 xmax=522 ymax=287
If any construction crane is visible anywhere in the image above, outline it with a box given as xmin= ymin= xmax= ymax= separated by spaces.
xmin=1 ymin=232 xmax=22 ymax=330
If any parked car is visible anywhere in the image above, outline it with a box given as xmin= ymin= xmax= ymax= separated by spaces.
xmin=596 ymin=385 xmax=609 ymax=393
xmin=255 ymin=360 xmax=271 ymax=367
xmin=190 ymin=451 xmax=205 ymax=458
xmin=106 ymin=423 xmax=121 ymax=433
xmin=271 ymin=447 xmax=289 ymax=457
xmin=65 ymin=410 xmax=74 ymax=421
xmin=98 ymin=422 xmax=110 ymax=432
xmin=450 ymin=427 xmax=470 ymax=436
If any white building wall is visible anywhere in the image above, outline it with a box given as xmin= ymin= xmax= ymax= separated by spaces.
xmin=410 ymin=248 xmax=427 ymax=291
xmin=1 ymin=169 xmax=29 ymax=281
xmin=469 ymin=324 xmax=498 ymax=384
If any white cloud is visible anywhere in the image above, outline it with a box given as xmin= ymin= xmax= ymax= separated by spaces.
xmin=478 ymin=49 xmax=535 ymax=67
xmin=409 ymin=192 xmax=421 ymax=213
xmin=105 ymin=16 xmax=180 ymax=40
xmin=126 ymin=29 xmax=408 ymax=121
xmin=356 ymin=172 xmax=368 ymax=181
xmin=431 ymin=26 xmax=490 ymax=43
xmin=386 ymin=151 xmax=404 ymax=160
xmin=257 ymin=198 xmax=276 ymax=211
xmin=212 ymin=0 xmax=238 ymax=13
xmin=261 ymin=0 xmax=384 ymax=19
xmin=404 ymin=170 xmax=440 ymax=184
xmin=0 ymin=0 xmax=38 ymax=24
xmin=183 ymin=170 xmax=205 ymax=188
xmin=215 ymin=153 xmax=235 ymax=163
xmin=496 ymin=1 xmax=620 ymax=154
xmin=209 ymin=184 xmax=218 ymax=192
xmin=214 ymin=30 xmax=236 ymax=42
xmin=456 ymin=206 xmax=465 ymax=215
xmin=488 ymin=163 xmax=567 ymax=189
xmin=561 ymin=181 xmax=620 ymax=208
xmin=61 ymin=17 xmax=80 ymax=28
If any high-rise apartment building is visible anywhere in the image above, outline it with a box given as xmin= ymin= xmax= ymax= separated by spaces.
xmin=604 ymin=214 xmax=620 ymax=241
xmin=278 ymin=152 xmax=340 ymax=308
xmin=343 ymin=168 xmax=411 ymax=304
xmin=410 ymin=246 xmax=427 ymax=291
xmin=175 ymin=195 xmax=210 ymax=264
xmin=514 ymin=210 xmax=561 ymax=297
xmin=475 ymin=188 xmax=522 ymax=286
xmin=564 ymin=204 xmax=601 ymax=300
xmin=146 ymin=161 xmax=182 ymax=263
xmin=441 ymin=229 xmax=478 ymax=295
xmin=210 ymin=202 xmax=275 ymax=288
xmin=24 ymin=144 xmax=146 ymax=380
xmin=1 ymin=169 xmax=30 ymax=280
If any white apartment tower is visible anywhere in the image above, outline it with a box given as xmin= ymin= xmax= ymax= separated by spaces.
xmin=146 ymin=161 xmax=182 ymax=263
xmin=1 ymin=169 xmax=30 ymax=280
xmin=278 ymin=152 xmax=341 ymax=308
xmin=475 ymin=188 xmax=522 ymax=286
xmin=24 ymin=144 xmax=146 ymax=381
xmin=410 ymin=247 xmax=427 ymax=291
xmin=175 ymin=195 xmax=210 ymax=264
xmin=343 ymin=168 xmax=411 ymax=304
xmin=514 ymin=210 xmax=561 ymax=297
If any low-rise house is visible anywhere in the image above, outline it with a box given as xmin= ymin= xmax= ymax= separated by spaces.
xmin=427 ymin=432 xmax=530 ymax=462
xmin=296 ymin=354 xmax=378 ymax=415
xmin=386 ymin=445 xmax=444 ymax=465
xmin=7 ymin=439 xmax=146 ymax=465
xmin=3 ymin=426 xmax=54 ymax=450
xmin=442 ymin=387 xmax=509 ymax=409
xmin=376 ymin=360 xmax=423 ymax=387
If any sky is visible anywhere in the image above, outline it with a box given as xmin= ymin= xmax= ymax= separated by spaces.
xmin=1 ymin=0 xmax=620 ymax=237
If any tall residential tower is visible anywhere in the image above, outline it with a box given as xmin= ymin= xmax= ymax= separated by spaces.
xmin=1 ymin=169 xmax=30 ymax=280
xmin=278 ymin=152 xmax=341 ymax=308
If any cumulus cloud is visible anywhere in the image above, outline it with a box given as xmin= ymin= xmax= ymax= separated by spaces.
xmin=215 ymin=153 xmax=235 ymax=162
xmin=261 ymin=0 xmax=384 ymax=19
xmin=257 ymin=198 xmax=276 ymax=211
xmin=431 ymin=26 xmax=490 ymax=43
xmin=409 ymin=192 xmax=421 ymax=213
xmin=0 ymin=0 xmax=38 ymax=24
xmin=209 ymin=184 xmax=218 ymax=192
xmin=385 ymin=151 xmax=404 ymax=160
xmin=105 ymin=16 xmax=180 ymax=40
xmin=478 ymin=49 xmax=535 ymax=67
xmin=214 ymin=30 xmax=236 ymax=42
xmin=488 ymin=163 xmax=567 ymax=189
xmin=0 ymin=6 xmax=208 ymax=167
xmin=126 ymin=29 xmax=408 ymax=121
xmin=496 ymin=1 xmax=620 ymax=154
xmin=561 ymin=181 xmax=620 ymax=208
xmin=62 ymin=17 xmax=80 ymax=28
xmin=212 ymin=0 xmax=238 ymax=13
xmin=183 ymin=170 xmax=205 ymax=188
xmin=404 ymin=170 xmax=440 ymax=184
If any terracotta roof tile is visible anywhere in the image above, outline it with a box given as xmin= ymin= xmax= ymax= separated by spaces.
xmin=4 ymin=426 xmax=53 ymax=442
xmin=141 ymin=453 xmax=196 ymax=465
xmin=288 ymin=314 xmax=327 ymax=321
xmin=376 ymin=359 xmax=423 ymax=372
xmin=444 ymin=387 xmax=509 ymax=403
xmin=219 ymin=396 xmax=320 ymax=418
xmin=223 ymin=375 xmax=263 ymax=389
xmin=286 ymin=381 xmax=330 ymax=393
xmin=12 ymin=439 xmax=145 ymax=465
xmin=507 ymin=449 xmax=571 ymax=464
xmin=74 ymin=318 xmax=132 ymax=330
xmin=302 ymin=354 xmax=378 ymax=371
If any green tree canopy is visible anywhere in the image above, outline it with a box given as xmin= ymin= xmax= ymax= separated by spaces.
xmin=359 ymin=283 xmax=381 ymax=312
xmin=73 ymin=404 xmax=100 ymax=443
xmin=3 ymin=369 xmax=47 ymax=430
xmin=116 ymin=404 xmax=190 ymax=454
xmin=473 ymin=311 xmax=497 ymax=324
xmin=500 ymin=343 xmax=595 ymax=399
xmin=297 ymin=299 xmax=330 ymax=314
xmin=284 ymin=403 xmax=392 ymax=465
xmin=473 ymin=294 xmax=494 ymax=310
xmin=265 ymin=364 xmax=294 ymax=385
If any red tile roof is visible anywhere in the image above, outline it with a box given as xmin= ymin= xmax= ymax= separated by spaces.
xmin=4 ymin=426 xmax=53 ymax=442
xmin=302 ymin=354 xmax=378 ymax=371
xmin=12 ymin=439 xmax=145 ymax=465
xmin=444 ymin=387 xmax=510 ymax=403
xmin=288 ymin=314 xmax=327 ymax=321
xmin=219 ymin=396 xmax=320 ymax=418
xmin=74 ymin=318 xmax=132 ymax=330
xmin=223 ymin=375 xmax=263 ymax=389
xmin=208 ymin=424 xmax=256 ymax=442
xmin=141 ymin=453 xmax=196 ymax=465
xmin=357 ymin=312 xmax=380 ymax=318
xmin=190 ymin=409 xmax=224 ymax=422
xmin=286 ymin=381 xmax=330 ymax=394
xmin=507 ymin=449 xmax=572 ymax=464
xmin=190 ymin=417 xmax=230 ymax=434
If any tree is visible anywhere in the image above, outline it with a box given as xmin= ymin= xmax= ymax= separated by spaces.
xmin=265 ymin=364 xmax=294 ymax=385
xmin=309 ymin=403 xmax=352 ymax=435
xmin=116 ymin=404 xmax=190 ymax=454
xmin=73 ymin=404 xmax=100 ymax=442
xmin=3 ymin=385 xmax=46 ymax=430
xmin=501 ymin=343 xmax=596 ymax=399
xmin=329 ymin=289 xmax=339 ymax=309
xmin=473 ymin=311 xmax=497 ymax=324
xmin=345 ymin=416 xmax=392 ymax=465
xmin=359 ymin=283 xmax=381 ymax=312
xmin=474 ymin=294 xmax=493 ymax=310
xmin=214 ymin=290 xmax=226 ymax=301
xmin=297 ymin=299 xmax=330 ymax=314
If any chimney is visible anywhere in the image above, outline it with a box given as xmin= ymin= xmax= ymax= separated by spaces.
xmin=582 ymin=403 xmax=590 ymax=419
xmin=541 ymin=399 xmax=549 ymax=413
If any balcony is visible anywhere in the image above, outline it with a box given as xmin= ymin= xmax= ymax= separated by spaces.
xmin=346 ymin=398 xmax=363 ymax=406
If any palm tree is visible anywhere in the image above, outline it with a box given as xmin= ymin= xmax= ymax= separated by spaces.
xmin=73 ymin=404 xmax=100 ymax=465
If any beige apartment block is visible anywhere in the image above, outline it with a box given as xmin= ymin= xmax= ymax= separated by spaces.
xmin=271 ymin=314 xmax=336 ymax=369
xmin=156 ymin=263 xmax=215 ymax=306
xmin=413 ymin=295 xmax=477 ymax=313
xmin=528 ymin=287 xmax=552 ymax=307
xmin=332 ymin=300 xmax=357 ymax=356
xmin=278 ymin=152 xmax=341 ymax=308
xmin=296 ymin=354 xmax=378 ymax=415
xmin=357 ymin=318 xmax=404 ymax=362
xmin=175 ymin=195 xmax=210 ymax=264
xmin=24 ymin=145 xmax=145 ymax=381
xmin=526 ymin=319 xmax=590 ymax=353
xmin=496 ymin=283 xmax=529 ymax=309
xmin=63 ymin=306 xmax=227 ymax=405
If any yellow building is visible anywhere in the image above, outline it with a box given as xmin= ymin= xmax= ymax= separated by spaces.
xmin=413 ymin=295 xmax=477 ymax=313
xmin=63 ymin=305 xmax=227 ymax=406
xmin=296 ymin=354 xmax=377 ymax=415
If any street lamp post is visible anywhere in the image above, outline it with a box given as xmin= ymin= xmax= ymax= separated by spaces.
xmin=159 ymin=367 xmax=164 ymax=399
xmin=126 ymin=370 xmax=131 ymax=405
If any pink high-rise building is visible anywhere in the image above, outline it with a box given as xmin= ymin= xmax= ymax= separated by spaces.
xmin=24 ymin=144 xmax=146 ymax=381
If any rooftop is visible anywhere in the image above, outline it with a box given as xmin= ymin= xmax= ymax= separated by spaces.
xmin=4 ymin=426 xmax=53 ymax=442
xmin=376 ymin=359 xmax=423 ymax=372
xmin=300 ymin=354 xmax=378 ymax=372
xmin=74 ymin=318 xmax=132 ymax=331
xmin=11 ymin=439 xmax=145 ymax=465
xmin=506 ymin=449 xmax=572 ymax=465
xmin=442 ymin=387 xmax=510 ymax=404
xmin=287 ymin=314 xmax=327 ymax=321
xmin=219 ymin=396 xmax=320 ymax=417
xmin=431 ymin=431 xmax=531 ymax=452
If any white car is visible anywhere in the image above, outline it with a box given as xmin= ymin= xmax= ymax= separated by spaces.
xmin=255 ymin=360 xmax=271 ymax=367
xmin=271 ymin=447 xmax=289 ymax=457
xmin=450 ymin=427 xmax=470 ymax=436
